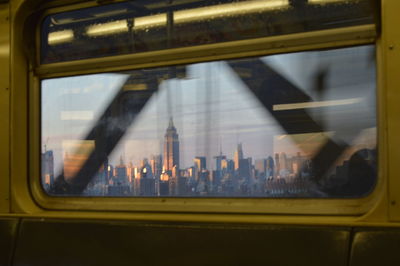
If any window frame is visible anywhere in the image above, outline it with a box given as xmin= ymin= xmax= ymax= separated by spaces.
xmin=25 ymin=0 xmax=385 ymax=215
xmin=382 ymin=0 xmax=400 ymax=222
xmin=0 ymin=2 xmax=10 ymax=213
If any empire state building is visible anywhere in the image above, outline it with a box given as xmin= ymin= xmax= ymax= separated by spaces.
xmin=163 ymin=117 xmax=180 ymax=172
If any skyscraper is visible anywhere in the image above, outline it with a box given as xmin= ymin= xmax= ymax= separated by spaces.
xmin=275 ymin=153 xmax=280 ymax=175
xmin=194 ymin=156 xmax=207 ymax=171
xmin=214 ymin=153 xmax=226 ymax=187
xmin=42 ymin=150 xmax=54 ymax=189
xmin=255 ymin=159 xmax=267 ymax=176
xmin=163 ymin=117 xmax=180 ymax=172
xmin=266 ymin=156 xmax=274 ymax=179
xmin=238 ymin=158 xmax=251 ymax=180
xmin=214 ymin=153 xmax=226 ymax=172
xmin=137 ymin=163 xmax=155 ymax=196
xmin=221 ymin=159 xmax=234 ymax=174
xmin=150 ymin=154 xmax=162 ymax=179
xmin=114 ymin=156 xmax=128 ymax=185
xmin=279 ymin=152 xmax=288 ymax=173
xmin=234 ymin=143 xmax=243 ymax=170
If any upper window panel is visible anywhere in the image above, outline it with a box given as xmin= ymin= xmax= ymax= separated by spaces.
xmin=41 ymin=0 xmax=376 ymax=64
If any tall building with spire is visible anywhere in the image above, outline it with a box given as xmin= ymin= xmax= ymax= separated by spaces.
xmin=150 ymin=154 xmax=162 ymax=179
xmin=234 ymin=143 xmax=243 ymax=170
xmin=42 ymin=149 xmax=54 ymax=189
xmin=163 ymin=117 xmax=180 ymax=172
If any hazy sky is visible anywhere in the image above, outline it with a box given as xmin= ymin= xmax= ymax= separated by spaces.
xmin=42 ymin=45 xmax=376 ymax=175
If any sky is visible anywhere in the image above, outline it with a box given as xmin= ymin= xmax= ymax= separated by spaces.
xmin=41 ymin=45 xmax=377 ymax=176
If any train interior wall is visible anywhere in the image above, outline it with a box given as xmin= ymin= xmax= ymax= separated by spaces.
xmin=0 ymin=217 xmax=400 ymax=265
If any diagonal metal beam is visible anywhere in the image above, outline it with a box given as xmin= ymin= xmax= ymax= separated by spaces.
xmin=227 ymin=59 xmax=367 ymax=182
xmin=52 ymin=67 xmax=186 ymax=195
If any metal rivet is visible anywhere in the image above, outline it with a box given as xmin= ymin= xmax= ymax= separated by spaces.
xmin=389 ymin=45 xmax=395 ymax=50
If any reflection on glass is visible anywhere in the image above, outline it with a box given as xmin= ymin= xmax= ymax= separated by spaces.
xmin=41 ymin=0 xmax=376 ymax=63
xmin=41 ymin=45 xmax=377 ymax=197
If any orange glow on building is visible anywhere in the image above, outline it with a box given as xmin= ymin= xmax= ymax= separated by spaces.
xmin=62 ymin=140 xmax=94 ymax=182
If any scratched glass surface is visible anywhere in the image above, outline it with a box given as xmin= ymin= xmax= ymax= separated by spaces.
xmin=41 ymin=0 xmax=376 ymax=63
xmin=41 ymin=45 xmax=377 ymax=197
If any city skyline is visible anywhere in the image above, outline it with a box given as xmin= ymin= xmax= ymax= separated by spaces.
xmin=41 ymin=118 xmax=377 ymax=197
xmin=52 ymin=118 xmax=375 ymax=176
xmin=42 ymin=119 xmax=311 ymax=196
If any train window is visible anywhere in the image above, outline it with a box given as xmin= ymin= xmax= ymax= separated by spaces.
xmin=40 ymin=0 xmax=376 ymax=64
xmin=41 ymin=45 xmax=377 ymax=198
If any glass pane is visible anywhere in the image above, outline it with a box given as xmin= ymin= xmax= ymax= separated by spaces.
xmin=41 ymin=0 xmax=376 ymax=64
xmin=41 ymin=45 xmax=377 ymax=197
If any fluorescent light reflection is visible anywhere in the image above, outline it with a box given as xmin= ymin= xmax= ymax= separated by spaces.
xmin=85 ymin=0 xmax=289 ymax=37
xmin=273 ymin=98 xmax=362 ymax=111
xmin=174 ymin=0 xmax=290 ymax=23
xmin=48 ymin=30 xmax=74 ymax=45
xmin=86 ymin=20 xmax=128 ymax=37
xmin=134 ymin=13 xmax=167 ymax=30
xmin=309 ymin=0 xmax=351 ymax=4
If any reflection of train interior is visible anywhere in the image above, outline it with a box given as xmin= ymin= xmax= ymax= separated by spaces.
xmin=1 ymin=0 xmax=400 ymax=265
